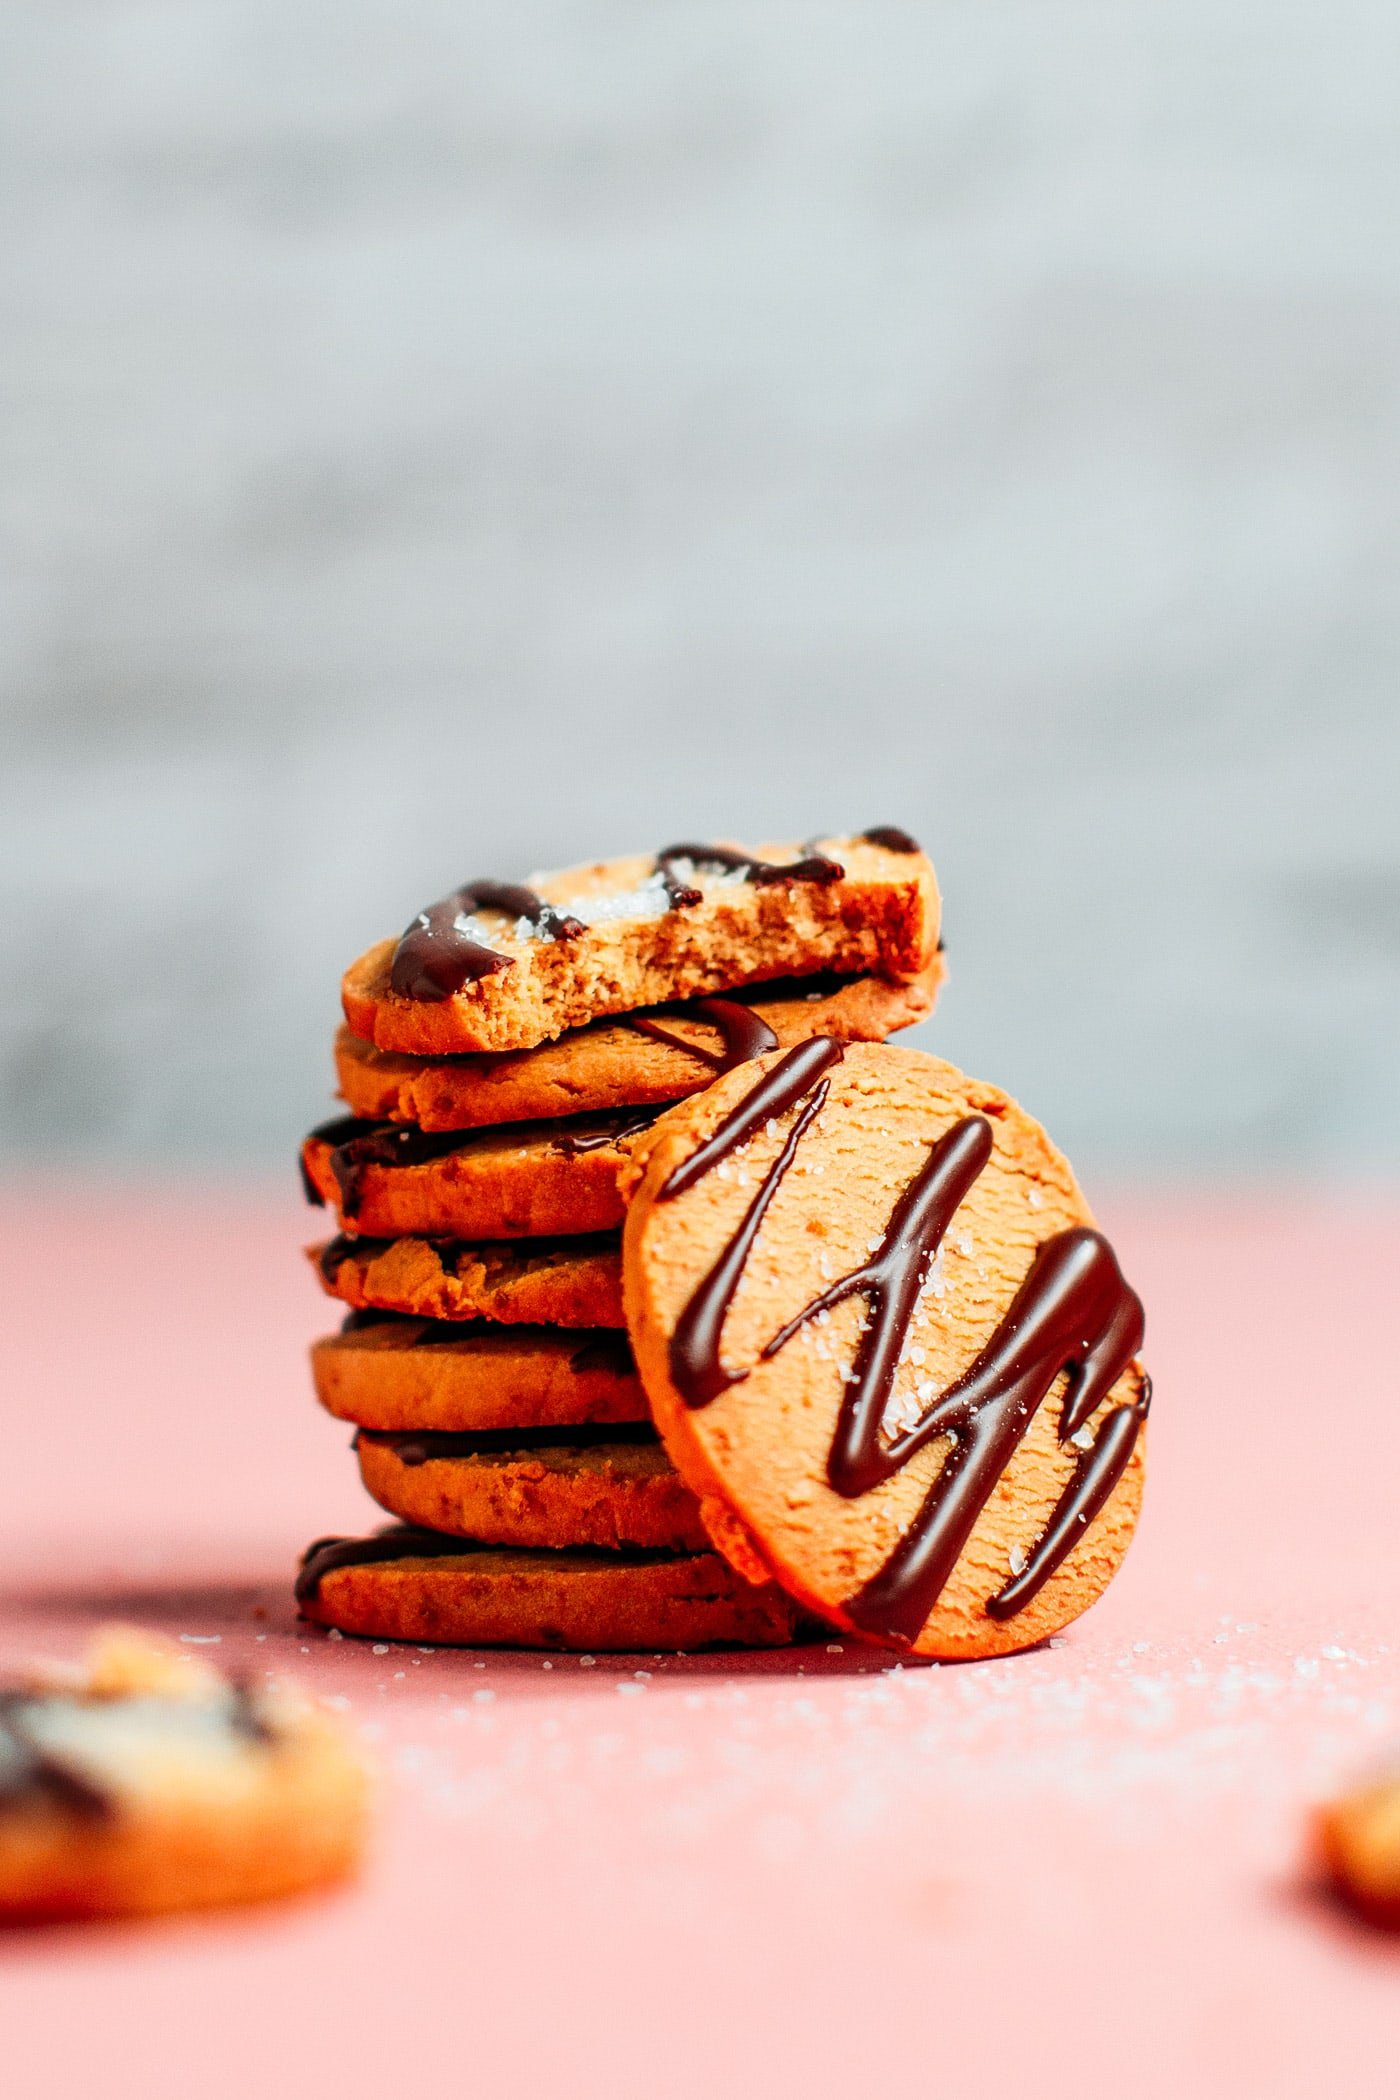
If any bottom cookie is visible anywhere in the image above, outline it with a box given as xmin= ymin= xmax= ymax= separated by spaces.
xmin=296 ymin=1528 xmax=800 ymax=1650
xmin=0 ymin=1627 xmax=368 ymax=1921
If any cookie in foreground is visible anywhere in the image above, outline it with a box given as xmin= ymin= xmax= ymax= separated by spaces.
xmin=342 ymin=833 xmax=939 ymax=1056
xmin=621 ymin=1041 xmax=1149 ymax=1660
xmin=1315 ymin=1767 xmax=1400 ymax=1928
xmin=0 ymin=1627 xmax=368 ymax=1921
xmin=297 ymin=1528 xmax=799 ymax=1649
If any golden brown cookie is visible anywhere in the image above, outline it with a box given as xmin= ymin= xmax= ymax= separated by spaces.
xmin=296 ymin=1529 xmax=799 ymax=1649
xmin=334 ymin=963 xmax=945 ymax=1133
xmin=343 ymin=833 xmax=939 ymax=1055
xmin=1316 ymin=1769 xmax=1400 ymax=1928
xmin=311 ymin=1231 xmax=624 ymax=1328
xmin=299 ymin=1106 xmax=656 ymax=1241
xmin=355 ymin=1424 xmax=707 ymax=1552
xmin=312 ymin=1313 xmax=645 ymax=1431
xmin=0 ymin=1628 xmax=368 ymax=1921
xmin=621 ymin=1040 xmax=1149 ymax=1661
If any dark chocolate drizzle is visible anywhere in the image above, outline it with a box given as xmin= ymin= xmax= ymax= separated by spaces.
xmin=389 ymin=879 xmax=587 ymax=1002
xmin=304 ymin=1117 xmax=471 ymax=1220
xmin=861 ymin=826 xmax=921 ymax=853
xmin=660 ymin=1048 xmax=1148 ymax=1636
xmin=358 ymin=1423 xmax=659 ymax=1465
xmin=550 ymin=1107 xmax=659 ymax=1157
xmin=660 ymin=1035 xmax=844 ymax=1202
xmin=0 ymin=1693 xmax=114 ymax=1821
xmin=627 ymin=997 xmax=779 ymax=1075
xmin=655 ymin=842 xmax=845 ymax=910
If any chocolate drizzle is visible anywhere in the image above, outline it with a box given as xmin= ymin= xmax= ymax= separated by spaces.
xmin=550 ymin=1108 xmax=659 ymax=1157
xmin=660 ymin=1047 xmax=1148 ymax=1635
xmin=0 ymin=1694 xmax=114 ymax=1821
xmin=628 ymin=997 xmax=779 ymax=1075
xmin=861 ymin=826 xmax=921 ymax=853
xmin=303 ymin=1117 xmax=473 ymax=1220
xmin=655 ymin=842 xmax=845 ymax=910
xmin=389 ymin=879 xmax=587 ymax=1002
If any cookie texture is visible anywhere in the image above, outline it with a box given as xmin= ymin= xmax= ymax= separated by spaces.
xmin=343 ymin=836 xmax=940 ymax=1055
xmin=312 ymin=1315 xmax=644 ymax=1431
xmin=621 ymin=1041 xmax=1149 ymax=1661
xmin=297 ymin=1531 xmax=799 ymax=1649
xmin=300 ymin=1107 xmax=654 ymax=1240
xmin=0 ymin=1628 xmax=368 ymax=1921
xmin=312 ymin=1232 xmax=624 ymax=1328
xmin=333 ymin=963 xmax=945 ymax=1132
xmin=356 ymin=1425 xmax=707 ymax=1552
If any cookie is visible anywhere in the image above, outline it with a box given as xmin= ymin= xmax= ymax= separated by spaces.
xmin=1316 ymin=1769 xmax=1400 ymax=1928
xmin=299 ymin=1106 xmax=656 ymax=1241
xmin=312 ymin=1314 xmax=645 ymax=1431
xmin=333 ymin=963 xmax=945 ymax=1134
xmin=296 ymin=1529 xmax=800 ymax=1649
xmin=343 ymin=833 xmax=939 ymax=1055
xmin=355 ymin=1424 xmax=707 ymax=1552
xmin=621 ymin=1040 xmax=1149 ymax=1660
xmin=312 ymin=1231 xmax=624 ymax=1328
xmin=0 ymin=1627 xmax=368 ymax=1921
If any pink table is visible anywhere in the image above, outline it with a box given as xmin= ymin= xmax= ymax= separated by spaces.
xmin=2 ymin=1184 xmax=1397 ymax=2096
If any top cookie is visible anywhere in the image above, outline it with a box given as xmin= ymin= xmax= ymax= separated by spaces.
xmin=342 ymin=834 xmax=939 ymax=1056
xmin=621 ymin=1042 xmax=1149 ymax=1661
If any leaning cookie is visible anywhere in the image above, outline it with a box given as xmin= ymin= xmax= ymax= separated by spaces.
xmin=312 ymin=1230 xmax=624 ymax=1328
xmin=297 ymin=1529 xmax=799 ymax=1649
xmin=621 ymin=1041 xmax=1149 ymax=1660
xmin=299 ymin=1105 xmax=657 ymax=1240
xmin=0 ymin=1627 xmax=368 ymax=1921
xmin=343 ymin=833 xmax=939 ymax=1055
xmin=312 ymin=1315 xmax=645 ymax=1431
xmin=334 ymin=963 xmax=945 ymax=1133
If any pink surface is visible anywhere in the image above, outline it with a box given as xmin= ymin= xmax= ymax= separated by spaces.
xmin=2 ymin=1183 xmax=1399 ymax=2096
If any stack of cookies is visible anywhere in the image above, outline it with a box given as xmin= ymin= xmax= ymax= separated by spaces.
xmin=297 ymin=834 xmax=947 ymax=1652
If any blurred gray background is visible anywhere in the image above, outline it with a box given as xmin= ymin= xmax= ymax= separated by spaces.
xmin=4 ymin=2 xmax=1399 ymax=1179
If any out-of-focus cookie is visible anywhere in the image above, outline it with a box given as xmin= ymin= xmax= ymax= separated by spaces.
xmin=343 ymin=834 xmax=939 ymax=1055
xmin=355 ymin=1423 xmax=707 ymax=1552
xmin=311 ymin=1231 xmax=624 ymax=1328
xmin=296 ymin=1529 xmax=799 ymax=1650
xmin=333 ymin=963 xmax=945 ymax=1133
xmin=0 ymin=1627 xmax=368 ymax=1921
xmin=1316 ymin=1769 xmax=1400 ymax=1928
xmin=312 ymin=1314 xmax=644 ymax=1431
xmin=622 ymin=1040 xmax=1149 ymax=1660
xmin=299 ymin=1106 xmax=656 ymax=1240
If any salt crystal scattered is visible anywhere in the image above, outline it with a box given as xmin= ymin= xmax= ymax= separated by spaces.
xmin=826 ymin=1643 xmax=844 ymax=1654
xmin=372 ymin=1644 xmax=390 ymax=1656
xmin=328 ymin=1627 xmax=344 ymax=1641
xmin=579 ymin=1656 xmax=597 ymax=1668
xmin=180 ymin=1634 xmax=220 ymax=1645
xmin=473 ymin=1688 xmax=495 ymax=1704
xmin=1008 ymin=1545 xmax=1027 ymax=1577
xmin=1068 ymin=1425 xmax=1095 ymax=1452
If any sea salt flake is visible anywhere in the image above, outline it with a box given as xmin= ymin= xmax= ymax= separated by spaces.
xmin=1008 ymin=1545 xmax=1027 ymax=1577
xmin=372 ymin=1644 xmax=390 ymax=1656
xmin=1068 ymin=1425 xmax=1095 ymax=1452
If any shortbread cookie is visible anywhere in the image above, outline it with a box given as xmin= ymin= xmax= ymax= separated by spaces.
xmin=1316 ymin=1769 xmax=1400 ymax=1928
xmin=356 ymin=1424 xmax=707 ymax=1552
xmin=343 ymin=834 xmax=939 ymax=1056
xmin=334 ymin=963 xmax=945 ymax=1133
xmin=296 ymin=1529 xmax=799 ymax=1649
xmin=300 ymin=1106 xmax=656 ymax=1240
xmin=621 ymin=1040 xmax=1149 ymax=1660
xmin=312 ymin=1314 xmax=645 ymax=1431
xmin=312 ymin=1231 xmax=624 ymax=1328
xmin=0 ymin=1627 xmax=367 ymax=1921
